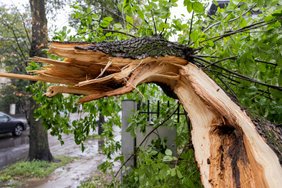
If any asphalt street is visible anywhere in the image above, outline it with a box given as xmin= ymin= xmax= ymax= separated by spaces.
xmin=0 ymin=129 xmax=29 ymax=169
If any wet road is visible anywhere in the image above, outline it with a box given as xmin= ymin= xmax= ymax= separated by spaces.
xmin=0 ymin=129 xmax=29 ymax=169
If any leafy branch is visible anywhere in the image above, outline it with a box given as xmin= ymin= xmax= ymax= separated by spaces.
xmin=200 ymin=20 xmax=275 ymax=44
xmin=192 ymin=56 xmax=282 ymax=91
xmin=203 ymin=3 xmax=257 ymax=33
xmin=103 ymin=29 xmax=136 ymax=38
xmin=105 ymin=7 xmax=139 ymax=30
xmin=203 ymin=56 xmax=237 ymax=68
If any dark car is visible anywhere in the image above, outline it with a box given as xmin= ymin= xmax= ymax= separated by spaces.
xmin=0 ymin=112 xmax=27 ymax=136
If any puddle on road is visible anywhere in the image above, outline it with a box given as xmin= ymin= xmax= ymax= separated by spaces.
xmin=22 ymin=178 xmax=49 ymax=188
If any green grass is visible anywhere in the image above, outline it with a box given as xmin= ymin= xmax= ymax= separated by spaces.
xmin=86 ymin=134 xmax=104 ymax=140
xmin=79 ymin=172 xmax=113 ymax=188
xmin=0 ymin=155 xmax=74 ymax=183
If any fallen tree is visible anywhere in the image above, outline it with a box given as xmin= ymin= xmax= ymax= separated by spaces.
xmin=0 ymin=36 xmax=281 ymax=187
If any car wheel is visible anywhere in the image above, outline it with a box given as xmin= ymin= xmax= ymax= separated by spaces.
xmin=13 ymin=125 xmax=23 ymax=136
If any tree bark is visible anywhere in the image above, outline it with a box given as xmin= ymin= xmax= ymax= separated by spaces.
xmin=28 ymin=0 xmax=53 ymax=161
xmin=0 ymin=40 xmax=281 ymax=186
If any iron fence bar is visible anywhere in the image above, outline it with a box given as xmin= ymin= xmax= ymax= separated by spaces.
xmin=157 ymin=100 xmax=160 ymax=118
xmin=177 ymin=101 xmax=180 ymax=123
xmin=147 ymin=100 xmax=150 ymax=122
xmin=137 ymin=100 xmax=186 ymax=123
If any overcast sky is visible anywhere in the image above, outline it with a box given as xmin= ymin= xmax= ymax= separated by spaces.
xmin=0 ymin=0 xmax=27 ymax=7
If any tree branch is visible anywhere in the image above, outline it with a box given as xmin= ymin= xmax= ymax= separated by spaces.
xmin=203 ymin=3 xmax=257 ymax=33
xmin=160 ymin=0 xmax=171 ymax=36
xmin=17 ymin=9 xmax=31 ymax=46
xmin=254 ymin=59 xmax=278 ymax=66
xmin=188 ymin=11 xmax=194 ymax=45
xmin=217 ymin=75 xmax=238 ymax=101
xmin=151 ymin=10 xmax=157 ymax=35
xmin=193 ymin=56 xmax=282 ymax=91
xmin=203 ymin=56 xmax=237 ymax=68
xmin=103 ymin=29 xmax=136 ymax=38
xmin=200 ymin=20 xmax=273 ymax=44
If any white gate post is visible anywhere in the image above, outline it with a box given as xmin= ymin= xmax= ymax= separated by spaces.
xmin=121 ymin=100 xmax=137 ymax=168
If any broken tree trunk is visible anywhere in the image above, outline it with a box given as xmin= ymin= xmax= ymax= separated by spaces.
xmin=0 ymin=38 xmax=281 ymax=187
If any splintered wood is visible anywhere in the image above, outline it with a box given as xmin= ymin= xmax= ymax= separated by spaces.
xmin=0 ymin=42 xmax=281 ymax=188
xmin=0 ymin=42 xmax=187 ymax=103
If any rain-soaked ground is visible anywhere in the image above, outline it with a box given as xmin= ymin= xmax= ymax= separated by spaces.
xmin=25 ymin=136 xmax=107 ymax=188
xmin=0 ymin=125 xmax=121 ymax=188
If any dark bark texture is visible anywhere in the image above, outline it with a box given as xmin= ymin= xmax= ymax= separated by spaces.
xmin=28 ymin=0 xmax=53 ymax=161
xmin=74 ymin=36 xmax=194 ymax=59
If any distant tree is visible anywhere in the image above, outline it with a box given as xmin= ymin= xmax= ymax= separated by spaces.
xmin=0 ymin=6 xmax=30 ymax=114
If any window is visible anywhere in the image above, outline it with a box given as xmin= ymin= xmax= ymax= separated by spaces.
xmin=0 ymin=114 xmax=9 ymax=122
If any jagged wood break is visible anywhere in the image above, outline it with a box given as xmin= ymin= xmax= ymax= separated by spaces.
xmin=0 ymin=37 xmax=281 ymax=188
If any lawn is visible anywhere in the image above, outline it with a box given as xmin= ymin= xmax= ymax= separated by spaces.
xmin=0 ymin=155 xmax=74 ymax=187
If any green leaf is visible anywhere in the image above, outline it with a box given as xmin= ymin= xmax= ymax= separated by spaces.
xmin=100 ymin=16 xmax=113 ymax=27
xmin=165 ymin=149 xmax=172 ymax=156
xmin=278 ymin=73 xmax=282 ymax=86
xmin=258 ymin=63 xmax=267 ymax=72
xmin=123 ymin=0 xmax=130 ymax=8
xmin=207 ymin=40 xmax=214 ymax=47
xmin=190 ymin=30 xmax=198 ymax=42
xmin=192 ymin=2 xmax=204 ymax=13
xmin=170 ymin=168 xmax=176 ymax=176
xmin=264 ymin=15 xmax=274 ymax=22
xmin=184 ymin=0 xmax=193 ymax=12
xmin=176 ymin=169 xmax=183 ymax=179
xmin=126 ymin=15 xmax=133 ymax=25
xmin=239 ymin=18 xmax=247 ymax=28
xmin=163 ymin=156 xmax=173 ymax=162
xmin=26 ymin=62 xmax=41 ymax=71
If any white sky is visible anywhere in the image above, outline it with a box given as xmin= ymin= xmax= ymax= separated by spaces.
xmin=0 ymin=0 xmax=71 ymax=35
xmin=0 ymin=0 xmax=27 ymax=7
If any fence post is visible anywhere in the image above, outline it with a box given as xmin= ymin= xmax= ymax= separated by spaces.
xmin=121 ymin=100 xmax=137 ymax=169
xmin=10 ymin=104 xmax=16 ymax=115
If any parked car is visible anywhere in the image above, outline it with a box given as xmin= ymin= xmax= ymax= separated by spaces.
xmin=0 ymin=112 xmax=27 ymax=136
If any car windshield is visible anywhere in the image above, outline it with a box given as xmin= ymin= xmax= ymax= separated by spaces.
xmin=0 ymin=112 xmax=10 ymax=122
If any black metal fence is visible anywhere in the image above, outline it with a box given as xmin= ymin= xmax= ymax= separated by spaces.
xmin=137 ymin=100 xmax=186 ymax=123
